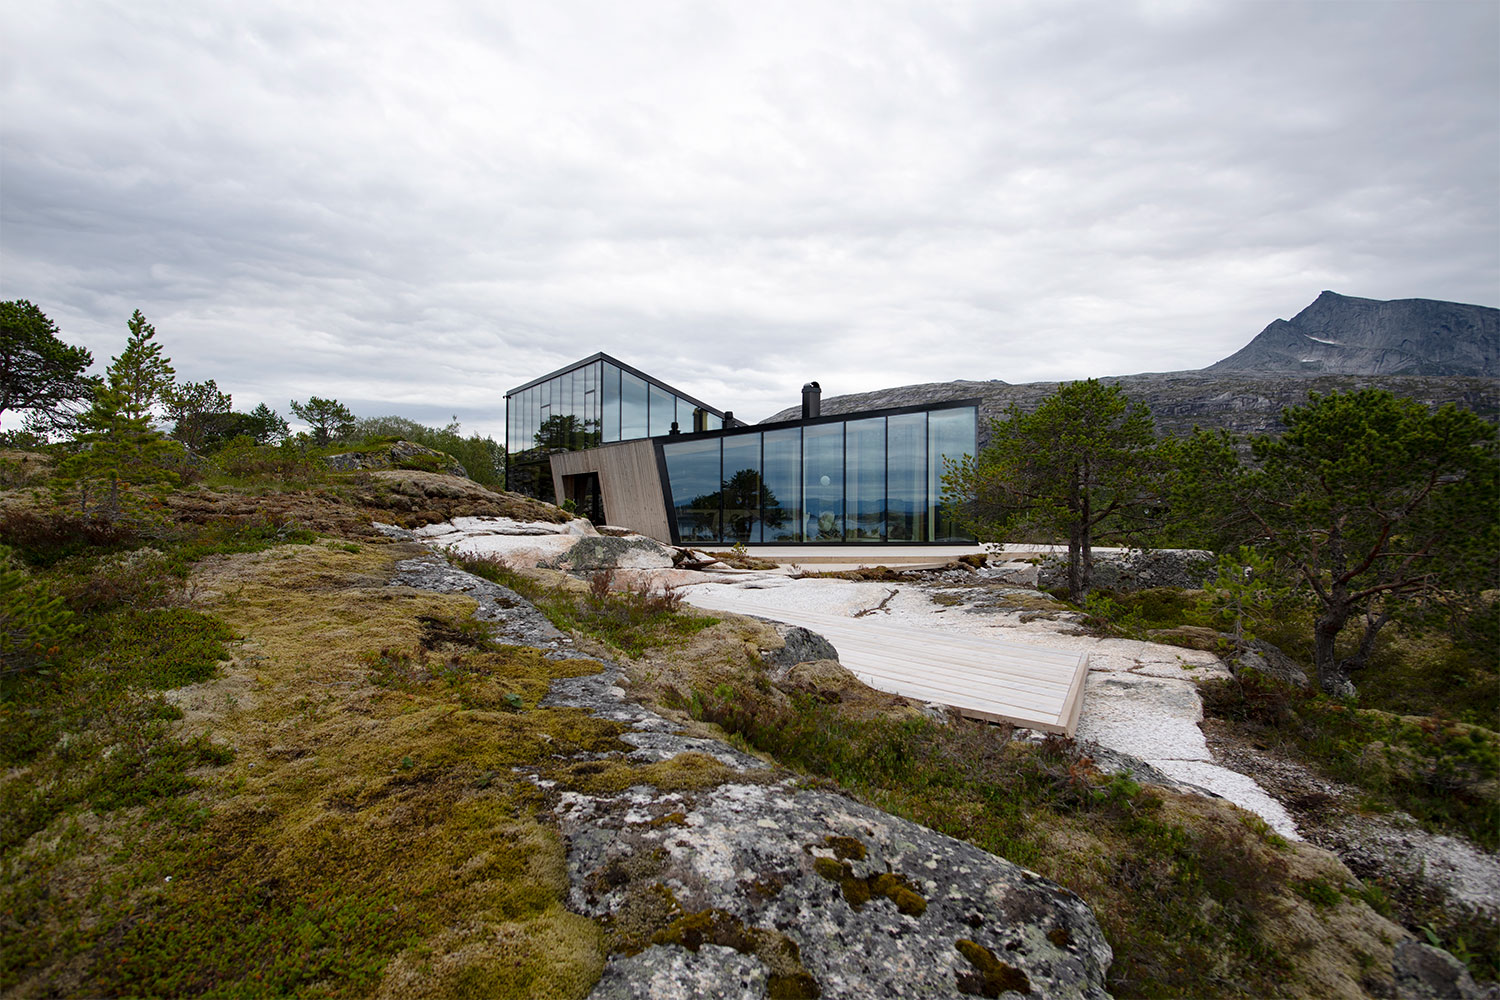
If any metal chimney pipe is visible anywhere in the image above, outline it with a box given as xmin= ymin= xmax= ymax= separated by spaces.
xmin=801 ymin=381 xmax=821 ymax=419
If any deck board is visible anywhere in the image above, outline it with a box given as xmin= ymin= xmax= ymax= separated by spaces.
xmin=684 ymin=599 xmax=1090 ymax=735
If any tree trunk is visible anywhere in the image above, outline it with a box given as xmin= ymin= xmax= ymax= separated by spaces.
xmin=1080 ymin=487 xmax=1093 ymax=597
xmin=1313 ymin=603 xmax=1355 ymax=698
xmin=1067 ymin=523 xmax=1083 ymax=601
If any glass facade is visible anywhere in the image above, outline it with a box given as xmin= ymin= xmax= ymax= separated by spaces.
xmin=507 ymin=355 xmax=724 ymax=504
xmin=662 ymin=404 xmax=977 ymax=544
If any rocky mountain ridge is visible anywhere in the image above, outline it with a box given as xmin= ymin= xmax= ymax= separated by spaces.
xmin=1207 ymin=290 xmax=1498 ymax=376
xmin=762 ymin=293 xmax=1500 ymax=438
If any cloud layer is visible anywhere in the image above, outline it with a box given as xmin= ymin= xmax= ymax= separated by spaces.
xmin=3 ymin=0 xmax=1496 ymax=435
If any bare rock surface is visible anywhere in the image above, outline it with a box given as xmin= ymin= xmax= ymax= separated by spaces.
xmin=1036 ymin=548 xmax=1215 ymax=592
xmin=560 ymin=534 xmax=680 ymax=571
xmin=393 ymin=553 xmax=1116 ymax=999
xmin=563 ymin=780 xmax=1112 ymax=1000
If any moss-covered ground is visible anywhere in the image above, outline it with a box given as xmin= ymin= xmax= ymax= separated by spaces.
xmin=4 ymin=464 xmax=1495 ymax=997
xmin=0 ymin=510 xmax=629 ymax=997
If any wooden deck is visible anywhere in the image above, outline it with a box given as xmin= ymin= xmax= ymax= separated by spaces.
xmin=684 ymin=598 xmax=1090 ymax=735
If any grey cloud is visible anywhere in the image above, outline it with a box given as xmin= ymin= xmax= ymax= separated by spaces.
xmin=2 ymin=0 xmax=1495 ymax=438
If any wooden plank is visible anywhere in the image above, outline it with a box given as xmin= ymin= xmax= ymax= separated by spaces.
xmin=685 ymin=594 xmax=1090 ymax=735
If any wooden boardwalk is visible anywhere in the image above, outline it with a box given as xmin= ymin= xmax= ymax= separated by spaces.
xmin=684 ymin=598 xmax=1090 ymax=735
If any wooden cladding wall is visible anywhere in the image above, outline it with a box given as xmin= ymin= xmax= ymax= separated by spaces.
xmin=550 ymin=440 xmax=673 ymax=542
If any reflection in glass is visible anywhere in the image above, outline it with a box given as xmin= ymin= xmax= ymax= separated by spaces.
xmin=602 ymin=364 xmax=621 ymax=442
xmin=845 ymin=417 xmax=885 ymax=541
xmin=803 ymin=422 xmax=843 ymax=540
xmin=649 ymin=384 xmax=674 ymax=437
xmin=761 ymin=427 xmax=801 ymax=542
xmin=664 ymin=438 xmax=721 ymax=542
xmin=719 ymin=434 xmax=763 ymax=544
xmin=704 ymin=412 xmax=722 ymax=432
xmin=928 ymin=407 xmax=977 ymax=542
xmin=887 ymin=412 xmax=926 ymax=541
xmin=621 ymin=372 xmax=648 ymax=438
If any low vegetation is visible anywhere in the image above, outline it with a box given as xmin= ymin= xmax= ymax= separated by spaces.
xmin=457 ymin=557 xmax=720 ymax=658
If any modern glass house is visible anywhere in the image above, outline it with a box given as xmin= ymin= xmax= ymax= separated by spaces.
xmin=506 ymin=355 xmax=976 ymax=544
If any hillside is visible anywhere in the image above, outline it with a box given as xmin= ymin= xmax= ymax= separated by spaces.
xmin=1207 ymin=291 xmax=1499 ymax=376
xmin=761 ymin=292 xmax=1500 ymax=438
xmin=762 ymin=371 xmax=1499 ymax=442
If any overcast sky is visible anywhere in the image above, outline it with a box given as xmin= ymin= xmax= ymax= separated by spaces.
xmin=2 ymin=1 xmax=1496 ymax=437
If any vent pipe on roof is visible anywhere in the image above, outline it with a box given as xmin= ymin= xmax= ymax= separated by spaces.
xmin=801 ymin=381 xmax=821 ymax=420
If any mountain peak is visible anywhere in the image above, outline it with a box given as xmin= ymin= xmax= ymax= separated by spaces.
xmin=1206 ymin=292 xmax=1498 ymax=376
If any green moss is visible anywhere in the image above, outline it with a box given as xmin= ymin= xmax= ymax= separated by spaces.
xmin=955 ymin=938 xmax=1032 ymax=997
xmin=87 ymin=606 xmax=237 ymax=689
xmin=552 ymin=751 xmax=748 ymax=796
xmin=811 ymin=854 xmax=926 ymax=917
xmin=652 ymin=908 xmax=819 ymax=999
xmin=1294 ymin=878 xmax=1343 ymax=908
xmin=823 ymin=834 xmax=868 ymax=860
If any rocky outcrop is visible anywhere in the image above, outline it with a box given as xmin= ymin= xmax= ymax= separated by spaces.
xmin=560 ymin=535 xmax=681 ymax=572
xmin=1207 ymin=291 xmax=1498 ymax=377
xmin=395 ymin=552 xmax=1117 ymax=999
xmin=1036 ymin=549 xmax=1216 ymax=592
xmin=325 ymin=440 xmax=468 ymax=478
xmin=563 ymin=781 xmax=1113 ymax=1000
xmin=1230 ymin=638 xmax=1311 ymax=689
xmin=1392 ymin=939 xmax=1494 ymax=1000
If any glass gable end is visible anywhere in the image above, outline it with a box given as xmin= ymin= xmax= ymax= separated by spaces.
xmin=506 ymin=354 xmax=725 ymax=504
xmin=662 ymin=403 xmax=976 ymax=544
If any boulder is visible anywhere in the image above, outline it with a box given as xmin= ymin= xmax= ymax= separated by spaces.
xmin=561 ymin=534 xmax=679 ymax=571
xmin=1037 ymin=549 xmax=1216 ymax=592
xmin=1231 ymin=639 xmax=1311 ymax=689
xmin=562 ymin=780 xmax=1113 ymax=1000
xmin=1392 ymin=939 xmax=1491 ymax=1000
xmin=761 ymin=625 xmax=841 ymax=673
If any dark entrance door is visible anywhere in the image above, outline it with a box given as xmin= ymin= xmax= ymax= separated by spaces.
xmin=564 ymin=472 xmax=605 ymax=524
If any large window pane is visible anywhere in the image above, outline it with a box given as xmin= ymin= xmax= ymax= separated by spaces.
xmin=846 ymin=417 xmax=885 ymax=542
xmin=664 ymin=438 xmax=721 ymax=542
xmin=506 ymin=396 xmax=516 ymax=457
xmin=621 ymin=371 xmax=648 ymax=439
xmin=534 ymin=386 xmax=546 ymax=458
xmin=721 ymin=434 xmax=762 ymax=544
xmin=602 ymin=364 xmax=621 ymax=442
xmin=649 ymin=383 xmax=674 ymax=437
xmin=887 ymin=412 xmax=926 ymax=542
xmin=929 ymin=407 xmax=977 ymax=542
xmin=573 ymin=370 xmax=587 ymax=447
xmin=584 ymin=362 xmax=599 ymax=442
xmin=803 ymin=422 xmax=843 ymax=540
xmin=762 ymin=427 xmax=801 ymax=542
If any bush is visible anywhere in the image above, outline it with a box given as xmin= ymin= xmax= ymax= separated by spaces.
xmin=0 ymin=509 xmax=138 ymax=567
xmin=0 ymin=549 xmax=75 ymax=675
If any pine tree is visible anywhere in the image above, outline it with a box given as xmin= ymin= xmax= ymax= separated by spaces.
xmin=110 ymin=310 xmax=176 ymax=420
xmin=60 ymin=311 xmax=182 ymax=521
